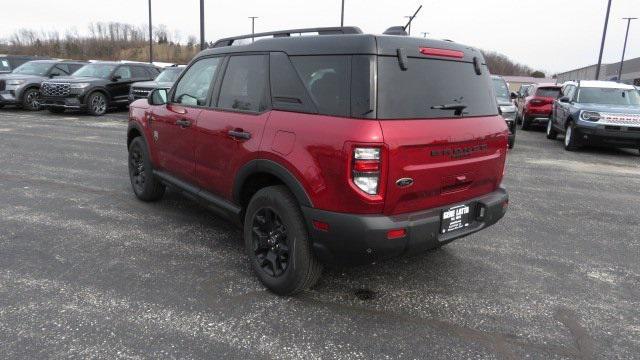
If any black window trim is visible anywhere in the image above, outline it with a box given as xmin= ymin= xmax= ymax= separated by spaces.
xmin=167 ymin=55 xmax=226 ymax=110
xmin=210 ymin=52 xmax=272 ymax=116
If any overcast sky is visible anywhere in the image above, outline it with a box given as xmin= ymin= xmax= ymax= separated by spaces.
xmin=0 ymin=0 xmax=638 ymax=74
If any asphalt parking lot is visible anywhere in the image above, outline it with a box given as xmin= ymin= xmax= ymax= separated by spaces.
xmin=0 ymin=109 xmax=639 ymax=359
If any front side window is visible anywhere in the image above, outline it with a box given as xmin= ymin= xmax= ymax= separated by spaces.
xmin=73 ymin=64 xmax=117 ymax=79
xmin=218 ymin=55 xmax=269 ymax=112
xmin=577 ymin=87 xmax=640 ymax=105
xmin=173 ymin=57 xmax=221 ymax=107
xmin=377 ymin=57 xmax=497 ymax=119
xmin=290 ymin=56 xmax=349 ymax=117
xmin=12 ymin=62 xmax=52 ymax=76
xmin=155 ymin=68 xmax=182 ymax=83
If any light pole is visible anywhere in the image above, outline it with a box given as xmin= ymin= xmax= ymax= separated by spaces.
xmin=595 ymin=0 xmax=612 ymax=80
xmin=249 ymin=16 xmax=258 ymax=42
xmin=341 ymin=0 xmax=345 ymax=27
xmin=617 ymin=17 xmax=637 ymax=82
xmin=148 ymin=0 xmax=153 ymax=63
xmin=200 ymin=0 xmax=206 ymax=50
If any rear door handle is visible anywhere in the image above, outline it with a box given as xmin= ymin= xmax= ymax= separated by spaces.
xmin=228 ymin=130 xmax=251 ymax=140
xmin=175 ymin=119 xmax=191 ymax=128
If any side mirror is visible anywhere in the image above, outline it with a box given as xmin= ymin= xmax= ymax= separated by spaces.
xmin=510 ymin=92 xmax=517 ymax=100
xmin=111 ymin=75 xmax=122 ymax=82
xmin=148 ymin=88 xmax=168 ymax=106
xmin=559 ymin=96 xmax=570 ymax=103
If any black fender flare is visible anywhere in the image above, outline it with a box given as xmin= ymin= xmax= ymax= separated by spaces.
xmin=127 ymin=122 xmax=148 ymax=148
xmin=234 ymin=159 xmax=313 ymax=208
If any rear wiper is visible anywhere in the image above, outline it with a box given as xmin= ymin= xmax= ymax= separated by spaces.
xmin=430 ymin=103 xmax=468 ymax=116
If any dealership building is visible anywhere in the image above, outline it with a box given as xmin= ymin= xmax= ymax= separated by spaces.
xmin=555 ymin=56 xmax=640 ymax=86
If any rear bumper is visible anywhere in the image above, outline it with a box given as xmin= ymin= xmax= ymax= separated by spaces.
xmin=302 ymin=187 xmax=508 ymax=264
xmin=575 ymin=125 xmax=640 ymax=147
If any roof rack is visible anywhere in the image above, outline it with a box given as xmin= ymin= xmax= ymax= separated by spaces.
xmin=212 ymin=26 xmax=363 ymax=48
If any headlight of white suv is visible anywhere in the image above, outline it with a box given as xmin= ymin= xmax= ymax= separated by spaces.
xmin=6 ymin=80 xmax=25 ymax=86
xmin=70 ymin=83 xmax=91 ymax=89
xmin=499 ymin=105 xmax=517 ymax=120
xmin=580 ymin=111 xmax=601 ymax=122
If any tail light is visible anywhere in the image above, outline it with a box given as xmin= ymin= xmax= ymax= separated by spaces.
xmin=352 ymin=147 xmax=381 ymax=195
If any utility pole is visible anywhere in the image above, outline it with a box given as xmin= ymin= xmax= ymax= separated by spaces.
xmin=617 ymin=17 xmax=637 ymax=82
xmin=148 ymin=0 xmax=153 ymax=63
xmin=340 ymin=0 xmax=345 ymax=27
xmin=200 ymin=0 xmax=206 ymax=50
xmin=249 ymin=17 xmax=258 ymax=42
xmin=595 ymin=0 xmax=612 ymax=80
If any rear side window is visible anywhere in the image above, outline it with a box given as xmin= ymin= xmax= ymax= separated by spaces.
xmin=0 ymin=59 xmax=10 ymax=72
xmin=377 ymin=57 xmax=497 ymax=119
xmin=132 ymin=66 xmax=148 ymax=78
xmin=217 ymin=55 xmax=269 ymax=112
xmin=536 ymin=87 xmax=561 ymax=98
xmin=290 ymin=56 xmax=350 ymax=117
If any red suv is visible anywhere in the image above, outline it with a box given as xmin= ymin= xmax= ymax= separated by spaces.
xmin=517 ymin=83 xmax=562 ymax=130
xmin=127 ymin=27 xmax=509 ymax=295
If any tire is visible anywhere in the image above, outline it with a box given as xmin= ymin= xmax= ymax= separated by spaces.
xmin=22 ymin=88 xmax=41 ymax=111
xmin=128 ymin=137 xmax=165 ymax=201
xmin=521 ymin=115 xmax=530 ymax=130
xmin=508 ymin=137 xmax=514 ymax=149
xmin=87 ymin=92 xmax=108 ymax=116
xmin=0 ymin=104 xmax=4 ymax=109
xmin=546 ymin=119 xmax=558 ymax=140
xmin=563 ymin=121 xmax=580 ymax=151
xmin=244 ymin=185 xmax=322 ymax=295
xmin=48 ymin=107 xmax=65 ymax=114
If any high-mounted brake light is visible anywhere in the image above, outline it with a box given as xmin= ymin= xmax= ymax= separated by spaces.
xmin=352 ymin=147 xmax=381 ymax=195
xmin=419 ymin=47 xmax=464 ymax=59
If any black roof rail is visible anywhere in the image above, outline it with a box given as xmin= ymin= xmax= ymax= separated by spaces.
xmin=212 ymin=26 xmax=363 ymax=48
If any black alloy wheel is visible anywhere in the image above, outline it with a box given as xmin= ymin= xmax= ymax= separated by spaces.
xmin=22 ymin=88 xmax=40 ymax=111
xmin=129 ymin=145 xmax=147 ymax=194
xmin=251 ymin=207 xmax=290 ymax=277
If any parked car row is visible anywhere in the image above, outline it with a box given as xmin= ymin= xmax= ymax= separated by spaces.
xmin=0 ymin=58 xmax=185 ymax=115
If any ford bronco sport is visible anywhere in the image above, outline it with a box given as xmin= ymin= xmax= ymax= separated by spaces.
xmin=127 ymin=27 xmax=509 ymax=295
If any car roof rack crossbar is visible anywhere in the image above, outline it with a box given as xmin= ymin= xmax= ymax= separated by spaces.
xmin=212 ymin=26 xmax=363 ymax=48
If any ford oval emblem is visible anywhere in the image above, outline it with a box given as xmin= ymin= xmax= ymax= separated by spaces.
xmin=396 ymin=178 xmax=414 ymax=188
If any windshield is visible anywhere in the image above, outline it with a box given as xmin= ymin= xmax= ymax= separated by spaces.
xmin=12 ymin=62 xmax=52 ymax=76
xmin=577 ymin=87 xmax=640 ymax=106
xmin=536 ymin=87 xmax=561 ymax=98
xmin=73 ymin=64 xmax=116 ymax=79
xmin=155 ymin=68 xmax=182 ymax=82
xmin=0 ymin=58 xmax=10 ymax=72
xmin=377 ymin=57 xmax=497 ymax=119
xmin=492 ymin=78 xmax=510 ymax=100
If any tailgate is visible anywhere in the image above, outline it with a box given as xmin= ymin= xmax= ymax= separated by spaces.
xmin=380 ymin=116 xmax=507 ymax=215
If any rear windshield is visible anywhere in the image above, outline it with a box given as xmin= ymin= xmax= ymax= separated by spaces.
xmin=536 ymin=87 xmax=561 ymax=98
xmin=377 ymin=57 xmax=497 ymax=119
xmin=577 ymin=87 xmax=640 ymax=105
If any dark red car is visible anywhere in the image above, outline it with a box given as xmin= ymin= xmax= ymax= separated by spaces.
xmin=127 ymin=27 xmax=509 ymax=295
xmin=517 ymin=83 xmax=562 ymax=130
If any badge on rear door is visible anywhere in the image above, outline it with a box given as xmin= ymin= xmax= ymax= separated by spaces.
xmin=396 ymin=178 xmax=414 ymax=188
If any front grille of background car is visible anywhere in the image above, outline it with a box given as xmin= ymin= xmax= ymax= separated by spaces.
xmin=41 ymin=82 xmax=71 ymax=97
xmin=0 ymin=80 xmax=5 ymax=91
xmin=599 ymin=113 xmax=640 ymax=127
xmin=131 ymin=88 xmax=151 ymax=99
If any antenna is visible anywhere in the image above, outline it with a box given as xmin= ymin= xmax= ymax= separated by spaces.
xmin=403 ymin=5 xmax=423 ymax=32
